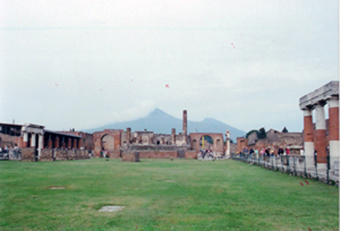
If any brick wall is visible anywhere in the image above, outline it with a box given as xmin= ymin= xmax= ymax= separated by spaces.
xmin=185 ymin=151 xmax=197 ymax=159
xmin=121 ymin=152 xmax=140 ymax=162
xmin=139 ymin=151 xmax=177 ymax=159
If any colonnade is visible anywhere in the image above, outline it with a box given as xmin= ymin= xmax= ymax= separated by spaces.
xmin=300 ymin=81 xmax=339 ymax=177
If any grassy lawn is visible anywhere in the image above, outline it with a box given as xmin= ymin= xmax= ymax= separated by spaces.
xmin=0 ymin=158 xmax=338 ymax=231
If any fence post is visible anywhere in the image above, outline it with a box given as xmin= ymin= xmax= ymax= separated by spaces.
xmin=327 ymin=154 xmax=330 ymax=184
xmin=315 ymin=155 xmax=318 ymax=180
xmin=287 ymin=156 xmax=290 ymax=175
xmin=294 ymin=156 xmax=297 ymax=176
xmin=304 ymin=155 xmax=307 ymax=178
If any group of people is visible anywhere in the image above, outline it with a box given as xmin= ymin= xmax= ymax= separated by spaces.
xmin=0 ymin=145 xmax=21 ymax=160
xmin=198 ymin=149 xmax=223 ymax=160
xmin=240 ymin=146 xmax=292 ymax=158
xmin=101 ymin=149 xmax=110 ymax=160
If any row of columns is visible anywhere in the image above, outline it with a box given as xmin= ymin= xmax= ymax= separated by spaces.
xmin=303 ymin=97 xmax=339 ymax=172
xmin=47 ymin=136 xmax=82 ymax=149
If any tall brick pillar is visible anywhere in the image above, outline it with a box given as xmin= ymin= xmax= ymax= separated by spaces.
xmin=314 ymin=102 xmax=327 ymax=174
xmin=171 ymin=128 xmax=176 ymax=144
xmin=303 ymin=108 xmax=315 ymax=170
xmin=55 ymin=136 xmax=60 ymax=148
xmin=126 ymin=128 xmax=131 ymax=144
xmin=73 ymin=138 xmax=77 ymax=149
xmin=78 ymin=138 xmax=83 ymax=149
xmin=183 ymin=110 xmax=187 ymax=143
xmin=328 ymin=97 xmax=339 ymax=171
xmin=47 ymin=139 xmax=53 ymax=149
xmin=61 ymin=137 xmax=66 ymax=149
xmin=67 ymin=138 xmax=72 ymax=149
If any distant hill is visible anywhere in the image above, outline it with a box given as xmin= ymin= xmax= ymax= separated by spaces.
xmin=83 ymin=108 xmax=246 ymax=142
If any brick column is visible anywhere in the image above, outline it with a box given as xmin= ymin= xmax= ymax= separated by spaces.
xmin=183 ymin=110 xmax=187 ymax=143
xmin=314 ymin=102 xmax=327 ymax=174
xmin=126 ymin=128 xmax=131 ymax=144
xmin=78 ymin=138 xmax=83 ymax=149
xmin=171 ymin=128 xmax=176 ymax=144
xmin=55 ymin=136 xmax=60 ymax=148
xmin=328 ymin=97 xmax=339 ymax=172
xmin=61 ymin=137 xmax=66 ymax=148
xmin=73 ymin=138 xmax=77 ymax=149
xmin=67 ymin=138 xmax=72 ymax=149
xmin=303 ymin=109 xmax=315 ymax=170
xmin=47 ymin=139 xmax=52 ymax=149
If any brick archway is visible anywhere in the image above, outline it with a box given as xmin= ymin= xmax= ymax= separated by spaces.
xmin=93 ymin=129 xmax=122 ymax=158
xmin=189 ymin=133 xmax=224 ymax=154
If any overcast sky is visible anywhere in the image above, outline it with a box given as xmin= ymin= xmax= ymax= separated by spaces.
xmin=0 ymin=0 xmax=338 ymax=133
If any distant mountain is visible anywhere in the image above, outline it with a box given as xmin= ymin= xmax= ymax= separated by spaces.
xmin=83 ymin=108 xmax=246 ymax=142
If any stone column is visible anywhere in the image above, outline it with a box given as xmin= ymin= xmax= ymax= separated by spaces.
xmin=171 ymin=128 xmax=176 ymax=144
xmin=38 ymin=134 xmax=43 ymax=158
xmin=30 ymin=133 xmax=36 ymax=147
xmin=225 ymin=130 xmax=230 ymax=158
xmin=328 ymin=97 xmax=339 ymax=172
xmin=303 ymin=108 xmax=315 ymax=170
xmin=314 ymin=102 xmax=328 ymax=174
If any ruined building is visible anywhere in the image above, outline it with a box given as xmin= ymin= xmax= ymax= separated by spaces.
xmin=0 ymin=110 xmax=229 ymax=161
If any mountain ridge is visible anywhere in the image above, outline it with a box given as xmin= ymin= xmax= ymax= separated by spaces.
xmin=83 ymin=108 xmax=246 ymax=141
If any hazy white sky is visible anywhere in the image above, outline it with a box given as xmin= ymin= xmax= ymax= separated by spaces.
xmin=0 ymin=0 xmax=338 ymax=133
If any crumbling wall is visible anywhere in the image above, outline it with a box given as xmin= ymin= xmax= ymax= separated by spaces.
xmin=0 ymin=133 xmax=19 ymax=147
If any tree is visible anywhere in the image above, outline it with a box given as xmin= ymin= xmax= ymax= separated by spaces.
xmin=246 ymin=130 xmax=259 ymax=139
xmin=282 ymin=127 xmax=288 ymax=133
xmin=258 ymin=127 xmax=267 ymax=139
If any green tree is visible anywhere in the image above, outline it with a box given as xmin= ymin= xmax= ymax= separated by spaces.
xmin=282 ymin=127 xmax=288 ymax=133
xmin=258 ymin=127 xmax=267 ymax=139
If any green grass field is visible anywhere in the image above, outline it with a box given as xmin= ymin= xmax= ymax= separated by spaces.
xmin=0 ymin=158 xmax=338 ymax=231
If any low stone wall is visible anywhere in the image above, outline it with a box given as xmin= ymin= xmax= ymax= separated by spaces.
xmin=185 ymin=151 xmax=197 ymax=159
xmin=41 ymin=149 xmax=90 ymax=161
xmin=21 ymin=148 xmax=35 ymax=161
xmin=139 ymin=151 xmax=177 ymax=159
xmin=121 ymin=152 xmax=140 ymax=162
